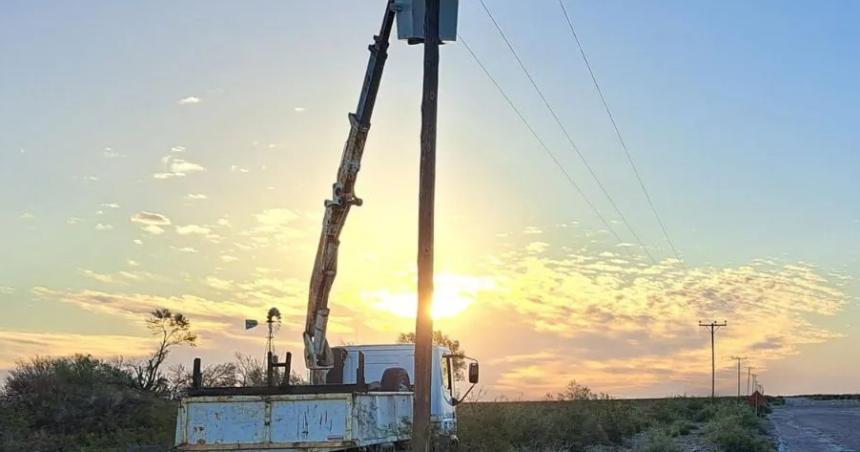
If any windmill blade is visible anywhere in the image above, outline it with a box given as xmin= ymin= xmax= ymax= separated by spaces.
xmin=245 ymin=319 xmax=259 ymax=330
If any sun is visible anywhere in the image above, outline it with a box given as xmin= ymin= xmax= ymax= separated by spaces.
xmin=368 ymin=273 xmax=494 ymax=320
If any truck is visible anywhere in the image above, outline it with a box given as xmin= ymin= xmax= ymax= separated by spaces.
xmin=174 ymin=1 xmax=478 ymax=450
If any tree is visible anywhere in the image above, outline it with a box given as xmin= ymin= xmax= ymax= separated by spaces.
xmin=554 ymin=380 xmax=610 ymax=401
xmin=397 ymin=330 xmax=466 ymax=381
xmin=131 ymin=308 xmax=197 ymax=392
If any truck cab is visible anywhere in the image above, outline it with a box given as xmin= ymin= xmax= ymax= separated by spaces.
xmin=332 ymin=344 xmax=458 ymax=436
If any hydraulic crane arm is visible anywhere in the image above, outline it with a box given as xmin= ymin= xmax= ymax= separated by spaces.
xmin=304 ymin=1 xmax=396 ymax=385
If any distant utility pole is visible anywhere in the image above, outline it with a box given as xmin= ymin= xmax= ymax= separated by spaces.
xmin=730 ymin=356 xmax=746 ymax=403
xmin=752 ymin=374 xmax=758 ymax=393
xmin=413 ymin=0 xmax=440 ymax=451
xmin=746 ymin=366 xmax=753 ymax=396
xmin=699 ymin=320 xmax=727 ymax=400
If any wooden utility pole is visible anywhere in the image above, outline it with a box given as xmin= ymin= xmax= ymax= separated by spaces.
xmin=699 ymin=320 xmax=727 ymax=401
xmin=413 ymin=0 xmax=440 ymax=450
xmin=730 ymin=356 xmax=746 ymax=403
xmin=746 ymin=366 xmax=753 ymax=396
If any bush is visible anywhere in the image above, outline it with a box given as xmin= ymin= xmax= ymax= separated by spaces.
xmin=637 ymin=428 xmax=680 ymax=452
xmin=0 ymin=355 xmax=176 ymax=450
xmin=704 ymin=404 xmax=773 ymax=452
xmin=668 ymin=420 xmax=695 ymax=437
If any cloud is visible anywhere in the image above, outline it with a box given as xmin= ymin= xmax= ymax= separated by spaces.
xmin=469 ymin=243 xmax=849 ymax=396
xmin=171 ymin=146 xmax=186 ymax=153
xmin=19 ymin=212 xmax=35 ymax=220
xmin=185 ymin=193 xmax=207 ymax=200
xmin=131 ymin=211 xmax=170 ymax=225
xmin=102 ymin=147 xmax=123 ymax=158
xmin=0 ymin=286 xmax=14 ymax=295
xmin=0 ymin=330 xmax=154 ymax=370
xmin=171 ymin=246 xmax=198 ymax=254
xmin=30 ymin=285 xmax=288 ymax=334
xmin=204 ymin=276 xmax=234 ymax=291
xmin=523 ymin=226 xmax=543 ymax=235
xmin=177 ymin=96 xmax=201 ymax=105
xmin=94 ymin=223 xmax=114 ymax=231
xmin=101 ymin=203 xmax=120 ymax=209
xmin=80 ymin=269 xmax=118 ymax=284
xmin=176 ymin=224 xmax=211 ymax=235
xmin=66 ymin=217 xmax=83 ymax=225
xmin=293 ymin=107 xmax=306 ymax=112
xmin=230 ymin=165 xmax=249 ymax=174
xmin=237 ymin=208 xmax=307 ymax=249
xmin=154 ymin=156 xmax=205 ymax=179
xmin=130 ymin=211 xmax=171 ymax=235
xmin=220 ymin=255 xmax=238 ymax=263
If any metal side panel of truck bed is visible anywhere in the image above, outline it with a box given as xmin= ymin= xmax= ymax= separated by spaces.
xmin=175 ymin=392 xmax=413 ymax=451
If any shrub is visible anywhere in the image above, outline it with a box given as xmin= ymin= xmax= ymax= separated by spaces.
xmin=704 ymin=404 xmax=773 ymax=452
xmin=0 ymin=355 xmax=176 ymax=450
xmin=637 ymin=428 xmax=680 ymax=452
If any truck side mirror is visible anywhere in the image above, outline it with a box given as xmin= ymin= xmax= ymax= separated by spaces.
xmin=468 ymin=362 xmax=479 ymax=384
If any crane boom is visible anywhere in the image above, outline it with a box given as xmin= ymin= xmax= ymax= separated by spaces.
xmin=304 ymin=1 xmax=396 ymax=385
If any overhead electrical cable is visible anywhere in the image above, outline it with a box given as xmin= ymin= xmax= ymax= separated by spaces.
xmin=459 ymin=36 xmax=623 ymax=244
xmin=558 ymin=0 xmax=683 ymax=263
xmin=477 ymin=0 xmax=657 ymax=264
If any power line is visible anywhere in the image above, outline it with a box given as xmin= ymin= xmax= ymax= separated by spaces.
xmin=557 ymin=0 xmax=683 ymax=263
xmin=459 ymin=36 xmax=622 ymax=244
xmin=477 ymin=0 xmax=657 ymax=264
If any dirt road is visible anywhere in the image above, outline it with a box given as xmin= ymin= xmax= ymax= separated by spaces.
xmin=771 ymin=398 xmax=860 ymax=452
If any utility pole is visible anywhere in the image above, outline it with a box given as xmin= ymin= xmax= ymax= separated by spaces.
xmin=699 ymin=320 xmax=727 ymax=401
xmin=413 ymin=0 xmax=440 ymax=450
xmin=730 ymin=356 xmax=746 ymax=403
xmin=746 ymin=366 xmax=753 ymax=396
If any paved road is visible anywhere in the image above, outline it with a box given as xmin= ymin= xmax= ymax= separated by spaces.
xmin=771 ymin=398 xmax=860 ymax=452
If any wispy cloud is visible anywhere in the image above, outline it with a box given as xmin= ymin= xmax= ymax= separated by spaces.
xmin=0 ymin=330 xmax=153 ymax=370
xmin=177 ymin=96 xmax=201 ymax=105
xmin=185 ymin=193 xmax=208 ymax=200
xmin=130 ymin=211 xmax=171 ymax=235
xmin=176 ymin=224 xmax=211 ymax=236
xmin=469 ymin=243 xmax=849 ymax=396
xmin=154 ymin=156 xmax=205 ymax=179
xmin=102 ymin=147 xmax=123 ymax=158
xmin=94 ymin=223 xmax=114 ymax=231
xmin=18 ymin=212 xmax=35 ymax=220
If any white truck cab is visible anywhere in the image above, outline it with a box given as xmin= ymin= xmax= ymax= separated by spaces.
xmin=335 ymin=344 xmax=458 ymax=436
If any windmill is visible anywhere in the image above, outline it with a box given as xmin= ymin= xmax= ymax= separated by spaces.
xmin=244 ymin=307 xmax=282 ymax=357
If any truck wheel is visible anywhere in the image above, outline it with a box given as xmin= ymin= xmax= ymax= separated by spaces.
xmin=380 ymin=367 xmax=411 ymax=392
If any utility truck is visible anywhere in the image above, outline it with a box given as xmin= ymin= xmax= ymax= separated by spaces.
xmin=174 ymin=1 xmax=478 ymax=450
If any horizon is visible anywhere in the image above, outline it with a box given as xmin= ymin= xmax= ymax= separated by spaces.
xmin=1 ymin=1 xmax=858 ymax=400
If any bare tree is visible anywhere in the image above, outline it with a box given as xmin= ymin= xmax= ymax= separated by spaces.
xmin=131 ymin=308 xmax=197 ymax=392
xmin=235 ymin=352 xmax=266 ymax=387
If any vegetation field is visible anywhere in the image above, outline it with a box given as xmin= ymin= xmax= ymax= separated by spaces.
xmin=457 ymin=396 xmax=774 ymax=452
xmin=0 ymin=355 xmax=774 ymax=451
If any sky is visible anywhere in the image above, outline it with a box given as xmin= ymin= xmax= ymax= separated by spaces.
xmin=1 ymin=0 xmax=858 ymax=399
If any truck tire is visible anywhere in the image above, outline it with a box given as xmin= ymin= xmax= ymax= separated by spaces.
xmin=380 ymin=367 xmax=411 ymax=392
